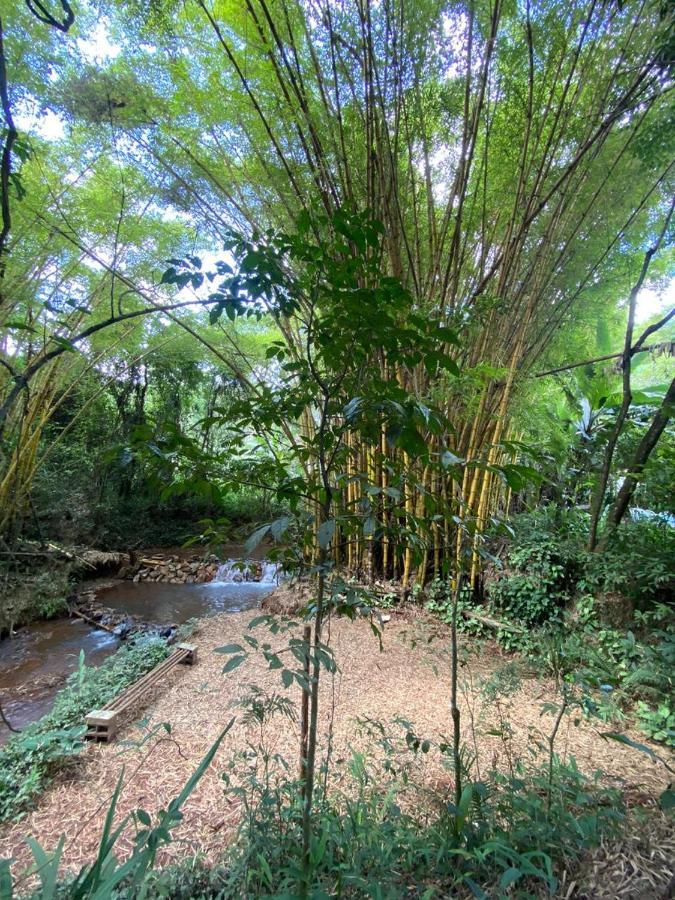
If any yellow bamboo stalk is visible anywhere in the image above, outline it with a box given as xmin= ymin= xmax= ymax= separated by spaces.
xmin=366 ymin=441 xmax=376 ymax=580
xmin=380 ymin=423 xmax=389 ymax=577
xmin=414 ymin=462 xmax=430 ymax=586
xmin=346 ymin=432 xmax=355 ymax=571
xmin=468 ymin=299 xmax=535 ymax=583
xmin=401 ymin=450 xmax=414 ymax=591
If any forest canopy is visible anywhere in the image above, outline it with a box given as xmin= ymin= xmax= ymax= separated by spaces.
xmin=1 ymin=0 xmax=673 ymax=560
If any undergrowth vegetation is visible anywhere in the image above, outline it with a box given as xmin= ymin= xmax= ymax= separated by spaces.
xmin=8 ymin=701 xmax=632 ymax=899
xmin=207 ymin=718 xmax=626 ymax=899
xmin=0 ymin=567 xmax=72 ymax=635
xmin=426 ymin=508 xmax=675 ymax=749
xmin=0 ymin=637 xmax=168 ymax=824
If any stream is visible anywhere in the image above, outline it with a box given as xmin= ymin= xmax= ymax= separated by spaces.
xmin=0 ymin=558 xmax=278 ymax=743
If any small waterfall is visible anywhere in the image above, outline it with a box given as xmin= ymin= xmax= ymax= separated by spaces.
xmin=212 ymin=559 xmax=280 ymax=584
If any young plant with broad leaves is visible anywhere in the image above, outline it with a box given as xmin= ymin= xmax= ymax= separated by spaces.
xmin=166 ymin=207 xmax=472 ymax=888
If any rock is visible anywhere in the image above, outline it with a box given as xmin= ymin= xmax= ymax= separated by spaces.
xmin=113 ymin=619 xmax=134 ymax=639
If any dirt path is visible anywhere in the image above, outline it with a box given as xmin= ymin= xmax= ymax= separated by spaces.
xmin=0 ymin=609 xmax=671 ymax=889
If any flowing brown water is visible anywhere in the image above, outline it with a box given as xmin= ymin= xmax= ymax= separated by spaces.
xmin=0 ymin=619 xmax=118 ymax=741
xmin=98 ymin=579 xmax=274 ymax=623
xmin=0 ymin=559 xmax=277 ymax=742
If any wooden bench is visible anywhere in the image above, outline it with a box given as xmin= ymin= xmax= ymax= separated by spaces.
xmin=85 ymin=642 xmax=197 ymax=743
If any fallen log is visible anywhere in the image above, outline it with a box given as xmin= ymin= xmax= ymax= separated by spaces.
xmin=70 ymin=609 xmax=117 ymax=634
xmin=460 ymin=609 xmax=525 ymax=633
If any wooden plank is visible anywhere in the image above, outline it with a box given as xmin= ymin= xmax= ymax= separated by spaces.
xmin=106 ymin=650 xmax=188 ymax=711
xmin=85 ymin=644 xmax=196 ymax=742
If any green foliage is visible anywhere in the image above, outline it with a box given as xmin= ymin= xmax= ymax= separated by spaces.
xmin=0 ymin=713 xmax=636 ymax=899
xmin=0 ymin=637 xmax=169 ymax=823
xmin=215 ymin=614 xmax=338 ymax=692
xmin=490 ymin=570 xmax=563 ymax=629
xmin=487 ymin=506 xmax=674 ymax=612
xmin=36 ymin=593 xmax=69 ymax=622
xmin=424 ymin=507 xmax=675 ymax=747
xmin=635 ymin=701 xmax=675 ymax=748
xmin=427 ymin=508 xmax=585 ymax=650
xmin=579 ymin=519 xmax=675 ymax=602
xmin=532 ymin=599 xmax=675 ymax=746
xmin=426 ymin=579 xmax=490 ymax=633
xmin=111 ymin=859 xmax=231 ymax=900
xmin=478 ymin=508 xmax=582 ymax=645
xmin=102 ymin=727 xmax=624 ymax=899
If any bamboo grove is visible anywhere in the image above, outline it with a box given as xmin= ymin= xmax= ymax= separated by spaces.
xmin=138 ymin=0 xmax=674 ymax=584
xmin=1 ymin=0 xmax=673 ymax=581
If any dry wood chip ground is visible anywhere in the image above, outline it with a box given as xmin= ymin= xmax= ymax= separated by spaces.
xmin=0 ymin=605 xmax=672 ymax=897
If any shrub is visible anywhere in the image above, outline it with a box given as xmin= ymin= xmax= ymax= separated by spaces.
xmin=490 ymin=570 xmax=563 ymax=629
xmin=0 ymin=636 xmax=169 ymax=823
xmin=425 ymin=507 xmax=675 ymax=745
xmin=466 ymin=506 xmax=588 ymax=640
xmin=486 ymin=506 xmax=674 ymax=612
xmin=578 ymin=518 xmax=675 ymax=605
xmin=530 ymin=600 xmax=675 ymax=746
xmin=635 ymin=701 xmax=675 ymax=748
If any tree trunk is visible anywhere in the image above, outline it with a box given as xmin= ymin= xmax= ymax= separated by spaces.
xmin=597 ymin=375 xmax=675 ymax=550
xmin=588 ymin=203 xmax=674 ymax=550
xmin=301 ymin=546 xmax=327 ymax=894
xmin=450 ymin=575 xmax=463 ymax=806
xmin=299 ymin=623 xmax=311 ymax=790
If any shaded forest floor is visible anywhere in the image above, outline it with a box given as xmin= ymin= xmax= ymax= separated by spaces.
xmin=1 ymin=606 xmax=673 ymax=897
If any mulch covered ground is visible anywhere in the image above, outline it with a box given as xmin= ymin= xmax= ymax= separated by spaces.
xmin=0 ymin=602 xmax=672 ymax=897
